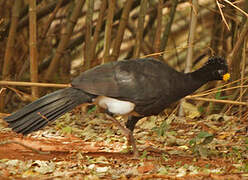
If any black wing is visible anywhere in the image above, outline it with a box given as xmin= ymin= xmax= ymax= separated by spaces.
xmin=71 ymin=58 xmax=179 ymax=105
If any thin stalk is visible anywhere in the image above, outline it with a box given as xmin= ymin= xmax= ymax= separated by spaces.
xmin=84 ymin=0 xmax=94 ymax=70
xmin=29 ymin=0 xmax=39 ymax=97
xmin=239 ymin=36 xmax=246 ymax=118
xmin=110 ymin=0 xmax=134 ymax=61
xmin=179 ymin=0 xmax=198 ymax=116
xmin=44 ymin=0 xmax=85 ymax=81
xmin=91 ymin=0 xmax=107 ymax=63
xmin=1 ymin=0 xmax=22 ymax=111
xmin=41 ymin=0 xmax=64 ymax=39
xmin=133 ymin=0 xmax=147 ymax=58
xmin=103 ymin=0 xmax=115 ymax=63
xmin=0 ymin=81 xmax=69 ymax=88
xmin=153 ymin=0 xmax=163 ymax=54
xmin=160 ymin=0 xmax=178 ymax=51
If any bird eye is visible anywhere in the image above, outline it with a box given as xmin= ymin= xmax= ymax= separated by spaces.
xmin=218 ymin=69 xmax=224 ymax=75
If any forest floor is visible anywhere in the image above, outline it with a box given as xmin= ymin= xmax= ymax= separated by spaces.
xmin=0 ymin=108 xmax=248 ymax=179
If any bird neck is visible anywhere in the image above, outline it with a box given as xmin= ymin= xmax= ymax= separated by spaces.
xmin=165 ymin=70 xmax=209 ymax=103
xmin=178 ymin=67 xmax=210 ymax=97
xmin=188 ymin=65 xmax=213 ymax=83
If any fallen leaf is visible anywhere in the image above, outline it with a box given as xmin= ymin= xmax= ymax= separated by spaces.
xmin=137 ymin=162 xmax=155 ymax=173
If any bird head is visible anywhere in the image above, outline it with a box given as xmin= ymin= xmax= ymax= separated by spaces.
xmin=204 ymin=56 xmax=230 ymax=82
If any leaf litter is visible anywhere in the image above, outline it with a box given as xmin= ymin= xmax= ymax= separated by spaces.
xmin=0 ymin=107 xmax=248 ymax=179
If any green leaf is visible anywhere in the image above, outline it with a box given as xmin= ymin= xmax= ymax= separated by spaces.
xmin=140 ymin=150 xmax=148 ymax=159
xmin=152 ymin=120 xmax=170 ymax=137
xmin=245 ymin=137 xmax=248 ymax=144
xmin=87 ymin=105 xmax=96 ymax=114
xmin=243 ymin=163 xmax=248 ymax=172
xmin=62 ymin=126 xmax=72 ymax=134
xmin=189 ymin=138 xmax=196 ymax=146
xmin=197 ymin=131 xmax=213 ymax=139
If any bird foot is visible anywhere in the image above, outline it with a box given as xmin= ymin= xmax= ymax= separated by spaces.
xmin=105 ymin=114 xmax=139 ymax=157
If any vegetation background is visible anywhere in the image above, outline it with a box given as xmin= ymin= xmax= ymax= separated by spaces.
xmin=0 ymin=0 xmax=248 ymax=179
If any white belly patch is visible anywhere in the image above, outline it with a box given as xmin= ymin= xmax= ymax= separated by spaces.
xmin=94 ymin=96 xmax=135 ymax=115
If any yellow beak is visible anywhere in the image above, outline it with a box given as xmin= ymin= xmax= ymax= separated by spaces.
xmin=223 ymin=73 xmax=230 ymax=82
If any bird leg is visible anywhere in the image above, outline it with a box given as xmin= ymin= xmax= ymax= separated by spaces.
xmin=105 ymin=114 xmax=139 ymax=157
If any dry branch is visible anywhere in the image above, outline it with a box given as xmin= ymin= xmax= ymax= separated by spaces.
xmin=0 ymin=0 xmax=70 ymax=41
xmin=160 ymin=0 xmax=178 ymax=51
xmin=103 ymin=0 xmax=115 ymax=63
xmin=223 ymin=0 xmax=248 ymax=17
xmin=229 ymin=20 xmax=248 ymax=67
xmin=185 ymin=96 xmax=248 ymax=106
xmin=179 ymin=0 xmax=198 ymax=116
xmin=91 ymin=0 xmax=107 ymax=63
xmin=153 ymin=0 xmax=163 ymax=54
xmin=133 ymin=0 xmax=147 ymax=58
xmin=216 ymin=0 xmax=230 ymax=30
xmin=1 ymin=0 xmax=22 ymax=112
xmin=239 ymin=36 xmax=247 ymax=117
xmin=45 ymin=0 xmax=85 ymax=81
xmin=29 ymin=0 xmax=39 ymax=97
xmin=84 ymin=0 xmax=94 ymax=70
xmin=0 ymin=81 xmax=69 ymax=88
xmin=41 ymin=0 xmax=64 ymax=39
xmin=110 ymin=0 xmax=134 ymax=61
xmin=2 ymin=1 xmax=21 ymax=79
xmin=0 ymin=140 xmax=50 ymax=155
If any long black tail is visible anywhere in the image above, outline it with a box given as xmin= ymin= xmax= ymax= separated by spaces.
xmin=4 ymin=87 xmax=95 ymax=135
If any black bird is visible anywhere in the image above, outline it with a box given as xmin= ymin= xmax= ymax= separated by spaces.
xmin=4 ymin=56 xmax=230 ymax=156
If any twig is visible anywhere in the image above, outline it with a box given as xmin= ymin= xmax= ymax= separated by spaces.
xmin=201 ymin=78 xmax=248 ymax=93
xmin=225 ymin=85 xmax=247 ymax=114
xmin=223 ymin=0 xmax=248 ymax=17
xmin=216 ymin=0 xmax=230 ymax=30
xmin=190 ymin=84 xmax=248 ymax=98
xmin=45 ymin=0 xmax=85 ymax=81
xmin=0 ymin=0 xmax=70 ymax=41
xmin=0 ymin=81 xmax=70 ymax=88
xmin=0 ymin=88 xmax=6 ymax=95
xmin=142 ymin=40 xmax=200 ymax=62
xmin=41 ymin=0 xmax=64 ymax=39
xmin=229 ymin=20 xmax=248 ymax=66
xmin=160 ymin=0 xmax=178 ymax=51
xmin=190 ymin=77 xmax=248 ymax=97
xmin=185 ymin=96 xmax=248 ymax=106
xmin=0 ymin=140 xmax=50 ymax=155
xmin=7 ymin=86 xmax=37 ymax=102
